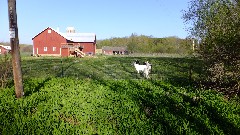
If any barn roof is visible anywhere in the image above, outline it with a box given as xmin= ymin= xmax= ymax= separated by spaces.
xmin=60 ymin=32 xmax=96 ymax=42
xmin=32 ymin=27 xmax=96 ymax=43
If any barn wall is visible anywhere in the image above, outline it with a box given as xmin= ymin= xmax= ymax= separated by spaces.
xmin=61 ymin=48 xmax=69 ymax=57
xmin=0 ymin=46 xmax=8 ymax=54
xmin=80 ymin=42 xmax=96 ymax=55
xmin=102 ymin=50 xmax=113 ymax=55
xmin=33 ymin=28 xmax=66 ymax=56
xmin=66 ymin=42 xmax=96 ymax=55
xmin=0 ymin=47 xmax=3 ymax=54
xmin=102 ymin=49 xmax=127 ymax=55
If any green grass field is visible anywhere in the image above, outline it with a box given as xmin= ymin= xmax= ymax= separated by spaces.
xmin=0 ymin=55 xmax=239 ymax=134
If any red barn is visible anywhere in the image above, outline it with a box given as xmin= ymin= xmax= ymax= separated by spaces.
xmin=32 ymin=27 xmax=96 ymax=57
xmin=0 ymin=45 xmax=11 ymax=55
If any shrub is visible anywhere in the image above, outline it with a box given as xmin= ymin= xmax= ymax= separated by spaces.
xmin=183 ymin=0 xmax=240 ymax=97
xmin=0 ymin=54 xmax=12 ymax=88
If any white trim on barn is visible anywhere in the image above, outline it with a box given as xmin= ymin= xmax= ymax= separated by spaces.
xmin=0 ymin=45 xmax=11 ymax=50
xmin=60 ymin=47 xmax=62 ymax=56
xmin=0 ymin=45 xmax=11 ymax=54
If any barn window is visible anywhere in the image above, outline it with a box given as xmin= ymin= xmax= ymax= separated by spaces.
xmin=44 ymin=47 xmax=47 ymax=51
xmin=48 ymin=30 xmax=51 ymax=33
xmin=53 ymin=47 xmax=56 ymax=51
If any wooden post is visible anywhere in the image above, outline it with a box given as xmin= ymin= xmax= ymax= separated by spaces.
xmin=8 ymin=0 xmax=24 ymax=98
xmin=192 ymin=39 xmax=195 ymax=51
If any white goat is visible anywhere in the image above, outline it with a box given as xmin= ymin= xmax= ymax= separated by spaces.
xmin=133 ymin=61 xmax=152 ymax=79
xmin=144 ymin=61 xmax=152 ymax=73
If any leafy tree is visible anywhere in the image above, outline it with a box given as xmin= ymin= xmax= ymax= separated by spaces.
xmin=183 ymin=0 xmax=240 ymax=97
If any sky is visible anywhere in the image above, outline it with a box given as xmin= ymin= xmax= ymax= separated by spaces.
xmin=0 ymin=0 xmax=191 ymax=44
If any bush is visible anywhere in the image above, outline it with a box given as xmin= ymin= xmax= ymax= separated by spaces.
xmin=0 ymin=54 xmax=12 ymax=88
xmin=183 ymin=0 xmax=240 ymax=98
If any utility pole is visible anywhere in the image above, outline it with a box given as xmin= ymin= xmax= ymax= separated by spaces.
xmin=8 ymin=0 xmax=24 ymax=98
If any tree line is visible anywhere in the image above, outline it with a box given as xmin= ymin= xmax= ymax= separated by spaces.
xmin=97 ymin=34 xmax=194 ymax=54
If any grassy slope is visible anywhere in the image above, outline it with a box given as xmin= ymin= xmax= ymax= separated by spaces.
xmin=0 ymin=56 xmax=239 ymax=134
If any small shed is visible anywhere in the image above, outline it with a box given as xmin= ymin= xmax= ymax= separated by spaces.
xmin=102 ymin=46 xmax=128 ymax=55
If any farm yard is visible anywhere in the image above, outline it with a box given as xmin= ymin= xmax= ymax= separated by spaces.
xmin=0 ymin=55 xmax=239 ymax=134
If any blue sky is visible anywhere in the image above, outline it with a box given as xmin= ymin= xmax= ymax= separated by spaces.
xmin=0 ymin=0 xmax=191 ymax=44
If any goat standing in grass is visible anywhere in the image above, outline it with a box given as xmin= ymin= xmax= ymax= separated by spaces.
xmin=133 ymin=60 xmax=152 ymax=79
xmin=144 ymin=61 xmax=152 ymax=73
